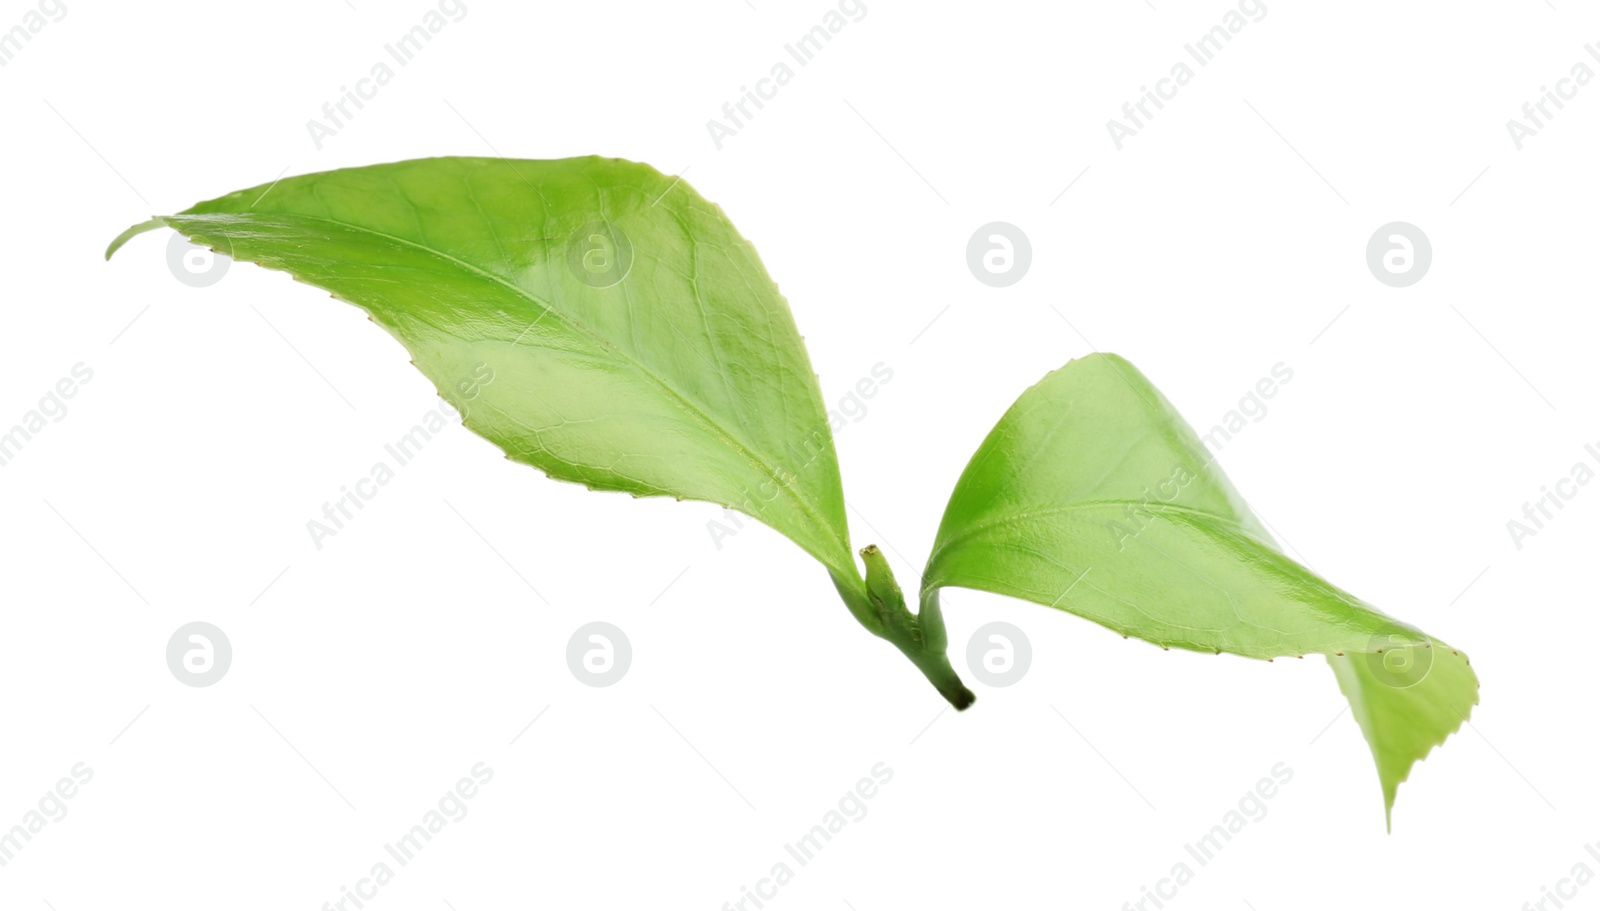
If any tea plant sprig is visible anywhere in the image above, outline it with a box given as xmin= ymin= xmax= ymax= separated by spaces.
xmin=109 ymin=156 xmax=1477 ymax=826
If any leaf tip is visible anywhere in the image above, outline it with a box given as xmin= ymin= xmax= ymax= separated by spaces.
xmin=105 ymin=217 xmax=168 ymax=261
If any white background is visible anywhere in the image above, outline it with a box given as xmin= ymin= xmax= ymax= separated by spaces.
xmin=2 ymin=0 xmax=1597 ymax=908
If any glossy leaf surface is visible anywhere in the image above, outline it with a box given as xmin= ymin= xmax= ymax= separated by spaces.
xmin=109 ymin=157 xmax=855 ymax=579
xmin=922 ymin=353 xmax=1478 ymax=826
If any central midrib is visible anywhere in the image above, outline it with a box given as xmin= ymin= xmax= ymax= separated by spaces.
xmin=922 ymin=499 xmax=1272 ymax=584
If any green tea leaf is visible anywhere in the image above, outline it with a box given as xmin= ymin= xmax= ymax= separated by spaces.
xmin=109 ymin=156 xmax=973 ymax=705
xmin=109 ymin=156 xmax=855 ymax=578
xmin=921 ymin=353 xmax=1477 ymax=827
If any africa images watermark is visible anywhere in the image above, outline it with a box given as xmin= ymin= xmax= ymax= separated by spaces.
xmin=720 ymin=761 xmax=894 ymax=911
xmin=706 ymin=0 xmax=868 ymax=150
xmin=707 ymin=362 xmax=893 ymax=550
xmin=1505 ymin=440 xmax=1600 ymax=551
xmin=319 ymin=762 xmax=494 ymax=911
xmin=1520 ymin=839 xmax=1600 ymax=911
xmin=1106 ymin=0 xmax=1268 ymax=150
xmin=306 ymin=0 xmax=468 ymax=150
xmin=1107 ymin=363 xmax=1292 ymax=552
xmin=0 ymin=0 xmax=67 ymax=68
xmin=1121 ymin=762 xmax=1293 ymax=911
xmin=306 ymin=392 xmax=481 ymax=550
xmin=1506 ymin=42 xmax=1600 ymax=150
xmin=0 ymin=362 xmax=94 ymax=470
xmin=0 ymin=762 xmax=94 ymax=871
xmin=1196 ymin=362 xmax=1293 ymax=455
xmin=1107 ymin=461 xmax=1198 ymax=553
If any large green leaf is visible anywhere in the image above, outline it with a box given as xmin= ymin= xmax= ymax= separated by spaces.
xmin=921 ymin=353 xmax=1478 ymax=827
xmin=109 ymin=156 xmax=855 ymax=575
xmin=108 ymin=156 xmax=973 ymax=705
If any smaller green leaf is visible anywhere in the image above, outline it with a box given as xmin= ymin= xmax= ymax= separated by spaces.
xmin=921 ymin=353 xmax=1478 ymax=827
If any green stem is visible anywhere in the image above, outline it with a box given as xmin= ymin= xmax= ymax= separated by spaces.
xmin=830 ymin=546 xmax=975 ymax=710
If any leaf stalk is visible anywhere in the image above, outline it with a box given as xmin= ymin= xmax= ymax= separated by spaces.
xmin=832 ymin=546 xmax=974 ymax=710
